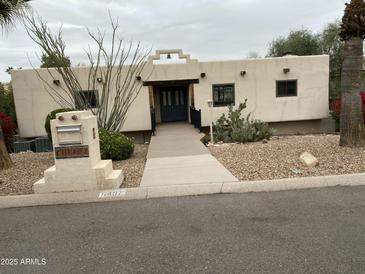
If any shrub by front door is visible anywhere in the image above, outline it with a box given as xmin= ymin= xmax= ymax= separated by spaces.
xmin=159 ymin=86 xmax=187 ymax=122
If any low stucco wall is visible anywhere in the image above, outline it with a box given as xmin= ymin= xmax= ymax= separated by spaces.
xmin=269 ymin=118 xmax=335 ymax=135
xmin=199 ymin=118 xmax=335 ymax=136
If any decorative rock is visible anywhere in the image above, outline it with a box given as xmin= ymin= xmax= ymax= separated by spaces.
xmin=300 ymin=152 xmax=319 ymax=167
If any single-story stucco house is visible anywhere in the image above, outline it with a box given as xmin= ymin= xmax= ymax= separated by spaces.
xmin=11 ymin=49 xmax=333 ymax=140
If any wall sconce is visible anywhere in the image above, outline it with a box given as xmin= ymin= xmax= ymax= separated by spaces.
xmin=96 ymin=77 xmax=102 ymax=83
xmin=136 ymin=76 xmax=142 ymax=81
xmin=53 ymin=79 xmax=60 ymax=86
xmin=72 ymin=115 xmax=78 ymax=121
xmin=283 ymin=68 xmax=290 ymax=74
xmin=207 ymin=99 xmax=213 ymax=108
xmin=58 ymin=116 xmax=64 ymax=121
xmin=240 ymin=71 xmax=246 ymax=76
xmin=167 ymin=53 xmax=172 ymax=59
xmin=200 ymin=72 xmax=206 ymax=78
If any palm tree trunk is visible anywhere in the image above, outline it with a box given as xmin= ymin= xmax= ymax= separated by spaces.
xmin=340 ymin=37 xmax=365 ymax=147
xmin=0 ymin=124 xmax=12 ymax=169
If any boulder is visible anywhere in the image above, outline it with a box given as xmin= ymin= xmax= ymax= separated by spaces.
xmin=300 ymin=152 xmax=319 ymax=167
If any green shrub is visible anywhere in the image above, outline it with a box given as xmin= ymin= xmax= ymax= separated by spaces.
xmin=99 ymin=128 xmax=134 ymax=160
xmin=45 ymin=108 xmax=74 ymax=141
xmin=213 ymin=100 xmax=274 ymax=143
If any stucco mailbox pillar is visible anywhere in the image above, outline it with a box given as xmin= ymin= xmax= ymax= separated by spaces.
xmin=33 ymin=110 xmax=124 ymax=194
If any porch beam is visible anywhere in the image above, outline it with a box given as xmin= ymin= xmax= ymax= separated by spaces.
xmin=143 ymin=79 xmax=199 ymax=86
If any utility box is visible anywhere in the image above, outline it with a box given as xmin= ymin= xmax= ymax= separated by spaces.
xmin=13 ymin=140 xmax=35 ymax=153
xmin=33 ymin=110 xmax=124 ymax=194
xmin=35 ymin=137 xmax=53 ymax=152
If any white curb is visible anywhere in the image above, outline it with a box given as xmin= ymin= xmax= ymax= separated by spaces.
xmin=222 ymin=173 xmax=365 ymax=194
xmin=0 ymin=173 xmax=364 ymax=209
xmin=145 ymin=183 xmax=223 ymax=199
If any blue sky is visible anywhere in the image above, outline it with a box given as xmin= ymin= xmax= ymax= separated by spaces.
xmin=0 ymin=0 xmax=348 ymax=82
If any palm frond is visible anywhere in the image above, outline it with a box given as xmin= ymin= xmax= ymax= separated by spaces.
xmin=0 ymin=0 xmax=31 ymax=30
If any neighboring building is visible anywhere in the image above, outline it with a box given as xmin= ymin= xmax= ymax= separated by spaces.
xmin=11 ymin=49 xmax=333 ymax=139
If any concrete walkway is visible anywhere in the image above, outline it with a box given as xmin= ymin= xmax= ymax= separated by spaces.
xmin=140 ymin=123 xmax=238 ymax=187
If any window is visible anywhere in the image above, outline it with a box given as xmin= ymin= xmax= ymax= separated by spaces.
xmin=213 ymin=84 xmax=235 ymax=107
xmin=76 ymin=90 xmax=99 ymax=108
xmin=276 ymin=80 xmax=297 ymax=97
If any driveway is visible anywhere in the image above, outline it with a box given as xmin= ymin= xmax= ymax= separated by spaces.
xmin=1 ymin=186 xmax=365 ymax=273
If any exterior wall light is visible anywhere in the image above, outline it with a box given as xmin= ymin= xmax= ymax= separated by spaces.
xmin=136 ymin=76 xmax=142 ymax=81
xmin=200 ymin=73 xmax=206 ymax=78
xmin=240 ymin=71 xmax=246 ymax=76
xmin=53 ymin=80 xmax=60 ymax=86
xmin=72 ymin=115 xmax=78 ymax=121
xmin=58 ymin=116 xmax=64 ymax=121
xmin=97 ymin=77 xmax=102 ymax=83
xmin=207 ymin=99 xmax=213 ymax=108
xmin=283 ymin=68 xmax=290 ymax=74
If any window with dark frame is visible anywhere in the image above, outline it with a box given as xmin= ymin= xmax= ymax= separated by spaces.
xmin=76 ymin=90 xmax=99 ymax=108
xmin=212 ymin=84 xmax=235 ymax=107
xmin=276 ymin=80 xmax=297 ymax=97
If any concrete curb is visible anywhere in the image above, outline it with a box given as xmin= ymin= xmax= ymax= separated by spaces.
xmin=0 ymin=173 xmax=365 ymax=209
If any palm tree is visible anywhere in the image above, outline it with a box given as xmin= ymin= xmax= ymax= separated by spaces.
xmin=0 ymin=124 xmax=11 ymax=169
xmin=339 ymin=0 xmax=365 ymax=147
xmin=0 ymin=0 xmax=31 ymax=30
xmin=0 ymin=1 xmax=31 ymax=169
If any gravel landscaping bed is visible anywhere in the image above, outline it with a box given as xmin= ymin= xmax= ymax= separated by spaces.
xmin=209 ymin=135 xmax=365 ymax=181
xmin=0 ymin=144 xmax=148 ymax=196
xmin=113 ymin=144 xmax=148 ymax=188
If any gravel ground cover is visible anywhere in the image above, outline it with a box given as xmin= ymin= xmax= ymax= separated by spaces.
xmin=209 ymin=135 xmax=365 ymax=181
xmin=113 ymin=144 xmax=148 ymax=188
xmin=0 ymin=144 xmax=148 ymax=196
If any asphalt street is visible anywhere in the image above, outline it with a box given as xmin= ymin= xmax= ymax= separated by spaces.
xmin=0 ymin=186 xmax=365 ymax=274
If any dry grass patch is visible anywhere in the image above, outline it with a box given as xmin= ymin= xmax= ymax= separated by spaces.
xmin=209 ymin=135 xmax=365 ymax=181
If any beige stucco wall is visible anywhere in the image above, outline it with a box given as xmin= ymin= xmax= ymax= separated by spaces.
xmin=193 ymin=55 xmax=330 ymax=127
xmin=11 ymin=67 xmax=151 ymax=138
xmin=144 ymin=54 xmax=329 ymax=127
xmin=11 ymin=53 xmax=329 ymax=137
xmin=269 ymin=118 xmax=335 ymax=135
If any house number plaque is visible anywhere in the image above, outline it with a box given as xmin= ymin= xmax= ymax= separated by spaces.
xmin=55 ymin=145 xmax=89 ymax=159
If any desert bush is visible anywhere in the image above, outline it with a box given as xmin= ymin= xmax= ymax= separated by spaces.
xmin=213 ymin=100 xmax=274 ymax=143
xmin=99 ymin=128 xmax=134 ymax=161
xmin=45 ymin=108 xmax=74 ymax=141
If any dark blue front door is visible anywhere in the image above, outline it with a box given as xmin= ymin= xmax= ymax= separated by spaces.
xmin=159 ymin=86 xmax=187 ymax=122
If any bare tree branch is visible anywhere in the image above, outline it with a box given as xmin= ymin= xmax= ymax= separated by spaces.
xmin=25 ymin=14 xmax=152 ymax=132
